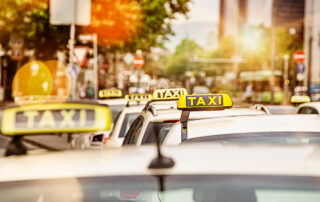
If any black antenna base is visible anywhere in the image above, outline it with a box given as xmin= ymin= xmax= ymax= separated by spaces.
xmin=148 ymin=155 xmax=175 ymax=169
xmin=5 ymin=136 xmax=27 ymax=157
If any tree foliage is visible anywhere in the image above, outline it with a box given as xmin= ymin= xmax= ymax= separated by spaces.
xmin=84 ymin=0 xmax=191 ymax=51
xmin=0 ymin=0 xmax=69 ymax=59
xmin=0 ymin=0 xmax=191 ymax=59
xmin=124 ymin=0 xmax=191 ymax=51
xmin=208 ymin=26 xmax=296 ymax=71
xmin=165 ymin=39 xmax=202 ymax=77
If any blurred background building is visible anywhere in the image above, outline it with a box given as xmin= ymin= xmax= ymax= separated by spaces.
xmin=219 ymin=0 xmax=305 ymax=38
xmin=304 ymin=0 xmax=320 ymax=92
xmin=219 ymin=0 xmax=248 ymax=38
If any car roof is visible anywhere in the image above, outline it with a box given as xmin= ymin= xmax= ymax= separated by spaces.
xmin=148 ymin=100 xmax=178 ymax=109
xmin=185 ymin=115 xmax=320 ymax=139
xmin=144 ymin=107 xmax=266 ymax=122
xmin=98 ymin=99 xmax=127 ymax=105
xmin=1 ymin=144 xmax=320 ymax=182
xmin=121 ymin=105 xmax=145 ymax=113
xmin=298 ymin=102 xmax=320 ymax=110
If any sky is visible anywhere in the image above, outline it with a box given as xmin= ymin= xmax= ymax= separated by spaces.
xmin=165 ymin=0 xmax=220 ymax=52
xmin=247 ymin=0 xmax=271 ymax=27
xmin=173 ymin=0 xmax=220 ymax=24
xmin=165 ymin=0 xmax=272 ymax=52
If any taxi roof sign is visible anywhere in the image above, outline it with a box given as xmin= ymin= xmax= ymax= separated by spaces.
xmin=152 ymin=88 xmax=188 ymax=100
xmin=291 ymin=95 xmax=310 ymax=104
xmin=177 ymin=94 xmax=233 ymax=110
xmin=125 ymin=94 xmax=152 ymax=102
xmin=99 ymin=89 xmax=122 ymax=98
xmin=1 ymin=103 xmax=112 ymax=135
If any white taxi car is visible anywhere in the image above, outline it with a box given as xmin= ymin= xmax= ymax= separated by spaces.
xmin=291 ymin=94 xmax=311 ymax=106
xmin=0 ymin=101 xmax=112 ymax=156
xmin=73 ymin=94 xmax=151 ymax=149
xmin=162 ymin=94 xmax=320 ymax=145
xmin=104 ymin=94 xmax=152 ymax=147
xmin=123 ymin=92 xmax=266 ymax=146
xmin=1 ymin=143 xmax=320 ymax=201
xmin=121 ymin=88 xmax=188 ymax=146
xmin=98 ymin=89 xmax=127 ymax=122
xmin=296 ymin=101 xmax=320 ymax=114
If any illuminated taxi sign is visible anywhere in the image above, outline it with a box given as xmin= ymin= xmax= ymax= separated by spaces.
xmin=99 ymin=89 xmax=122 ymax=98
xmin=291 ymin=95 xmax=311 ymax=104
xmin=152 ymin=88 xmax=188 ymax=100
xmin=1 ymin=103 xmax=112 ymax=135
xmin=125 ymin=94 xmax=152 ymax=102
xmin=177 ymin=94 xmax=233 ymax=110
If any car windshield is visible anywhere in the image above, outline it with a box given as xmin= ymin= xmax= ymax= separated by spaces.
xmin=142 ymin=122 xmax=176 ymax=144
xmin=109 ymin=105 xmax=126 ymax=122
xmin=118 ymin=113 xmax=140 ymax=138
xmin=185 ymin=132 xmax=320 ymax=144
xmin=1 ymin=175 xmax=320 ymax=202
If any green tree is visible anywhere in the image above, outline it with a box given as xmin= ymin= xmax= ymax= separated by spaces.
xmin=0 ymin=0 xmax=191 ymax=59
xmin=210 ymin=36 xmax=237 ymax=58
xmin=165 ymin=39 xmax=202 ymax=77
xmin=0 ymin=0 xmax=69 ymax=60
xmin=123 ymin=0 xmax=191 ymax=51
xmin=207 ymin=26 xmax=297 ymax=72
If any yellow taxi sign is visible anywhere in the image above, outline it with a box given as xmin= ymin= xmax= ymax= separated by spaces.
xmin=1 ymin=103 xmax=112 ymax=135
xmin=99 ymin=89 xmax=122 ymax=98
xmin=291 ymin=95 xmax=311 ymax=104
xmin=125 ymin=94 xmax=152 ymax=102
xmin=152 ymin=88 xmax=188 ymax=100
xmin=177 ymin=94 xmax=233 ymax=110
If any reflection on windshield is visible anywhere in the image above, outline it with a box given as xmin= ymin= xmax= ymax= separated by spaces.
xmin=1 ymin=175 xmax=320 ymax=202
xmin=119 ymin=113 xmax=139 ymax=138
xmin=186 ymin=132 xmax=320 ymax=145
xmin=109 ymin=105 xmax=126 ymax=122
xmin=142 ymin=122 xmax=175 ymax=144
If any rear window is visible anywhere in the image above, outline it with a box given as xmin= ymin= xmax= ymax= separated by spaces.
xmin=141 ymin=122 xmax=175 ymax=144
xmin=185 ymin=132 xmax=320 ymax=144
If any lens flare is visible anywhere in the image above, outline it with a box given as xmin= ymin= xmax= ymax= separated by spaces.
xmin=12 ymin=61 xmax=53 ymax=105
xmin=45 ymin=60 xmax=71 ymax=102
xmin=84 ymin=0 xmax=142 ymax=46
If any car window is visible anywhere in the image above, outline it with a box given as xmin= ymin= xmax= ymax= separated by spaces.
xmin=122 ymin=116 xmax=144 ymax=145
xmin=142 ymin=122 xmax=175 ymax=144
xmin=185 ymin=132 xmax=320 ymax=145
xmin=297 ymin=107 xmax=319 ymax=114
xmin=118 ymin=113 xmax=139 ymax=138
xmin=1 ymin=175 xmax=320 ymax=202
xmin=109 ymin=105 xmax=126 ymax=122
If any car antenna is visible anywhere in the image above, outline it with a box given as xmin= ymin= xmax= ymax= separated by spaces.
xmin=148 ymin=130 xmax=175 ymax=169
xmin=5 ymin=136 xmax=27 ymax=156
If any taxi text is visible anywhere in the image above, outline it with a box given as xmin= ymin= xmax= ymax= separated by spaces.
xmin=15 ymin=109 xmax=95 ymax=129
xmin=186 ymin=95 xmax=223 ymax=107
xmin=125 ymin=94 xmax=151 ymax=102
xmin=153 ymin=89 xmax=187 ymax=99
xmin=99 ymin=90 xmax=122 ymax=98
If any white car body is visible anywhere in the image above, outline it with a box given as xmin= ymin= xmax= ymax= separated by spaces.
xmin=296 ymin=102 xmax=320 ymax=114
xmin=1 ymin=144 xmax=320 ymax=201
xmin=123 ymin=107 xmax=266 ymax=146
xmin=1 ymin=144 xmax=320 ymax=181
xmin=98 ymin=99 xmax=127 ymax=122
xmin=71 ymin=131 xmax=110 ymax=149
xmin=165 ymin=114 xmax=320 ymax=145
xmin=73 ymin=102 xmax=148 ymax=149
xmin=104 ymin=105 xmax=145 ymax=148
